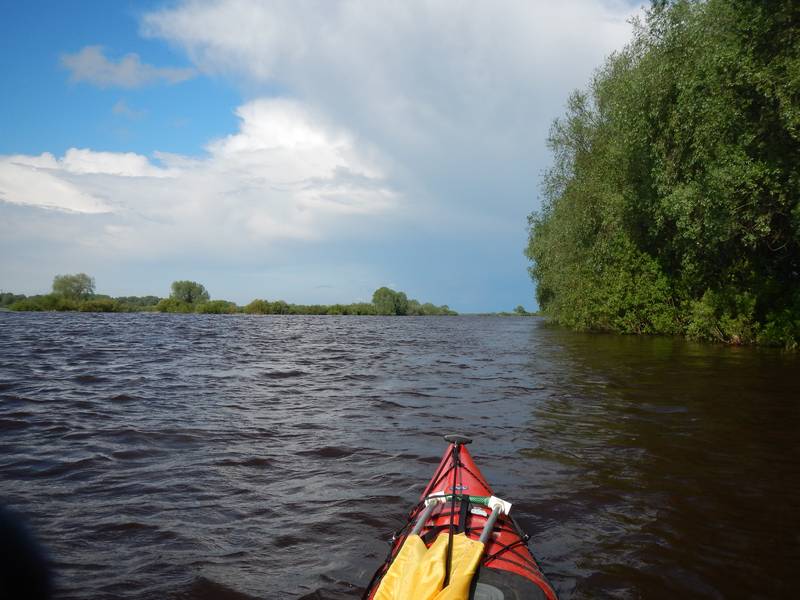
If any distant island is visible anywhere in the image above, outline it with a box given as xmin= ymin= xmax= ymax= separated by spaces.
xmin=1 ymin=274 xmax=468 ymax=316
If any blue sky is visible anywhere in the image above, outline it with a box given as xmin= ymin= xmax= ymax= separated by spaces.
xmin=0 ymin=1 xmax=239 ymax=156
xmin=0 ymin=0 xmax=640 ymax=311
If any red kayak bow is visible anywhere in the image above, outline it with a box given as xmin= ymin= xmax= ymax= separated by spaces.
xmin=364 ymin=435 xmax=558 ymax=599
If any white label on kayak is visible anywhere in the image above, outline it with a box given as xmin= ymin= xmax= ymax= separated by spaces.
xmin=470 ymin=507 xmax=488 ymax=517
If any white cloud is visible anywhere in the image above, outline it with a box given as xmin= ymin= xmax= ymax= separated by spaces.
xmin=0 ymin=158 xmax=110 ymax=214
xmin=3 ymin=1 xmax=642 ymax=308
xmin=140 ymin=0 xmax=641 ymax=225
xmin=61 ymin=45 xmax=195 ymax=88
xmin=0 ymin=149 xmax=173 ymax=214
xmin=142 ymin=3 xmax=636 ymax=137
xmin=0 ymin=99 xmax=396 ymax=256
xmin=60 ymin=148 xmax=172 ymax=177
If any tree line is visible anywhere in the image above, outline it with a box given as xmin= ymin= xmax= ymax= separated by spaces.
xmin=526 ymin=0 xmax=800 ymax=348
xmin=1 ymin=275 xmax=457 ymax=316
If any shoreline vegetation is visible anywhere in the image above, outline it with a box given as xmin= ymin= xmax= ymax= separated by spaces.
xmin=3 ymin=275 xmax=534 ymax=317
xmin=526 ymin=0 xmax=800 ymax=349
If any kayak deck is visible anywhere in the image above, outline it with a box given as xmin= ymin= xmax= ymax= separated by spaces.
xmin=364 ymin=436 xmax=558 ymax=599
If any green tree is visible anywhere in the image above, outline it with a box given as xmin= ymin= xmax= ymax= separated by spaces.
xmin=372 ymin=286 xmax=409 ymax=315
xmin=79 ymin=298 xmax=121 ymax=312
xmin=244 ymin=299 xmax=271 ymax=314
xmin=170 ymin=280 xmax=210 ymax=304
xmin=526 ymin=0 xmax=800 ymax=347
xmin=115 ymin=296 xmax=161 ymax=309
xmin=11 ymin=294 xmax=77 ymax=311
xmin=156 ymin=298 xmax=194 ymax=313
xmin=345 ymin=302 xmax=378 ymax=315
xmin=197 ymin=300 xmax=238 ymax=314
xmin=0 ymin=293 xmax=26 ymax=308
xmin=272 ymin=300 xmax=291 ymax=314
xmin=52 ymin=273 xmax=95 ymax=300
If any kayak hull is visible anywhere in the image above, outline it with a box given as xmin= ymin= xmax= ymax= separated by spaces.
xmin=364 ymin=440 xmax=558 ymax=600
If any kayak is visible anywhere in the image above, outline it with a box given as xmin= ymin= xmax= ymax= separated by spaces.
xmin=363 ymin=435 xmax=558 ymax=600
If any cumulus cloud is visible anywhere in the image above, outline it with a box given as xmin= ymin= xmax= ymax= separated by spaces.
xmin=61 ymin=45 xmax=195 ymax=88
xmin=0 ymin=158 xmax=110 ymax=214
xmin=0 ymin=99 xmax=395 ymax=256
xmin=0 ymin=149 xmax=174 ymax=213
xmin=141 ymin=1 xmax=639 ymax=214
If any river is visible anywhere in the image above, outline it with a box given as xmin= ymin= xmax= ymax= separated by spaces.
xmin=1 ymin=312 xmax=798 ymax=599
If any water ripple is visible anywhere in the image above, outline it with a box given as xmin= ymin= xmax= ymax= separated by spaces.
xmin=0 ymin=312 xmax=798 ymax=599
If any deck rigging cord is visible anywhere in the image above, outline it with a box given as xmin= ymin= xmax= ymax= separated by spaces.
xmin=442 ymin=440 xmax=460 ymax=587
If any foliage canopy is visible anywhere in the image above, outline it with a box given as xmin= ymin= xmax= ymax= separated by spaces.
xmin=52 ymin=273 xmax=95 ymax=300
xmin=7 ymin=278 xmax=456 ymax=317
xmin=170 ymin=280 xmax=210 ymax=304
xmin=372 ymin=287 xmax=409 ymax=315
xmin=526 ymin=0 xmax=800 ymax=347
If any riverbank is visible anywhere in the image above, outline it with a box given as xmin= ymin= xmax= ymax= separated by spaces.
xmin=1 ymin=282 xmax=462 ymax=316
xmin=525 ymin=1 xmax=799 ymax=349
xmin=1 ymin=293 xmax=459 ymax=316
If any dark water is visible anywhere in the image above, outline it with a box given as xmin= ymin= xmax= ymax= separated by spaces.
xmin=1 ymin=313 xmax=798 ymax=599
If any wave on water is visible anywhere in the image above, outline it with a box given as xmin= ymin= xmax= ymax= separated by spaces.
xmin=0 ymin=312 xmax=798 ymax=599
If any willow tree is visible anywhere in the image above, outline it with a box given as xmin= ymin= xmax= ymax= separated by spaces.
xmin=527 ymin=0 xmax=800 ymax=347
xmin=170 ymin=280 xmax=210 ymax=305
xmin=372 ymin=287 xmax=409 ymax=315
xmin=52 ymin=273 xmax=95 ymax=300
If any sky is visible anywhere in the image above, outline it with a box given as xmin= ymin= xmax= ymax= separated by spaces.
xmin=0 ymin=0 xmax=642 ymax=312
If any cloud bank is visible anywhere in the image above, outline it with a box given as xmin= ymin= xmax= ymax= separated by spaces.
xmin=0 ymin=99 xmax=395 ymax=261
xmin=139 ymin=0 xmax=641 ymax=258
xmin=141 ymin=0 xmax=637 ymax=208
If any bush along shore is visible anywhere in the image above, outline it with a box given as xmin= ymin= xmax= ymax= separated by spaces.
xmin=526 ymin=0 xmax=800 ymax=348
xmin=1 ymin=276 xmax=457 ymax=316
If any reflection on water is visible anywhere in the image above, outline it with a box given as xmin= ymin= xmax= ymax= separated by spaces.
xmin=0 ymin=313 xmax=797 ymax=599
